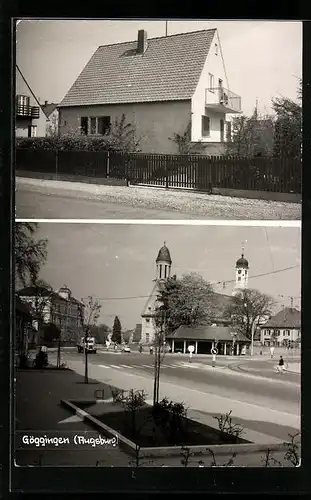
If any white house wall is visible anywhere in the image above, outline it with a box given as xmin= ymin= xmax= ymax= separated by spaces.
xmin=191 ymin=30 xmax=233 ymax=143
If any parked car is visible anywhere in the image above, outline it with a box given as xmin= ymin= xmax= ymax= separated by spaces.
xmin=122 ymin=345 xmax=131 ymax=353
xmin=77 ymin=337 xmax=97 ymax=353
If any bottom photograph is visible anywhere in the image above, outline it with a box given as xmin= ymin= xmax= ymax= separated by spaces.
xmin=14 ymin=222 xmax=301 ymax=468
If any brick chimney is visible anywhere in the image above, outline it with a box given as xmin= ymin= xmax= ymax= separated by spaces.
xmin=137 ymin=30 xmax=148 ymax=54
xmin=44 ymin=100 xmax=48 ymax=106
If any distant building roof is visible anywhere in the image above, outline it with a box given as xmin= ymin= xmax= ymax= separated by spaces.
xmin=41 ymin=103 xmax=58 ymax=117
xmin=166 ymin=325 xmax=250 ymax=342
xmin=17 ymin=286 xmax=83 ymax=305
xmin=261 ymin=307 xmax=301 ymax=329
xmin=59 ymin=29 xmax=216 ymax=107
xmin=15 ymin=295 xmax=34 ymax=319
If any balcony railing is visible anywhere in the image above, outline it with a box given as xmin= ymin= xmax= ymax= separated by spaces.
xmin=205 ymin=87 xmax=242 ymax=113
xmin=16 ymin=104 xmax=40 ymax=118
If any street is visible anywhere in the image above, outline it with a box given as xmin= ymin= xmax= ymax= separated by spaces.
xmin=15 ymin=178 xmax=301 ymax=220
xmin=49 ymin=349 xmax=300 ymax=440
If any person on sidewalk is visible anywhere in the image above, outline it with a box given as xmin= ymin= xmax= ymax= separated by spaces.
xmin=212 ymin=353 xmax=216 ymax=367
xmin=270 ymin=345 xmax=275 ymax=359
xmin=277 ymin=356 xmax=285 ymax=373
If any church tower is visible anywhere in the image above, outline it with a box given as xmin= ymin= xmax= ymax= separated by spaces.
xmin=232 ymin=245 xmax=249 ymax=296
xmin=155 ymin=242 xmax=172 ymax=281
xmin=141 ymin=243 xmax=172 ymax=344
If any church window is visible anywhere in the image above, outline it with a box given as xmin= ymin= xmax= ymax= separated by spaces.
xmin=238 ymin=277 xmax=241 ymax=281
xmin=159 ymin=265 xmax=162 ymax=279
xmin=164 ymin=266 xmax=167 ymax=278
xmin=238 ymin=270 xmax=242 ymax=274
xmin=146 ymin=318 xmax=150 ymax=323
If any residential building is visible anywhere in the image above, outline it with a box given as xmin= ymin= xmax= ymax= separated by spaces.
xmin=15 ymin=295 xmax=34 ymax=355
xmin=16 ymin=285 xmax=84 ymax=346
xmin=260 ymin=307 xmax=301 ymax=346
xmin=165 ymin=325 xmax=250 ymax=355
xmin=58 ymin=29 xmax=242 ymax=154
xmin=41 ymin=100 xmax=59 ymax=136
xmin=15 ymin=65 xmax=47 ymax=137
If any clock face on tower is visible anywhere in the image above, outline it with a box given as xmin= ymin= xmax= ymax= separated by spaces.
xmin=238 ymin=270 xmax=242 ymax=274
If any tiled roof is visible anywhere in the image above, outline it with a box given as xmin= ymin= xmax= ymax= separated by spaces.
xmin=166 ymin=325 xmax=249 ymax=342
xmin=59 ymin=29 xmax=216 ymax=107
xmin=261 ymin=307 xmax=301 ymax=329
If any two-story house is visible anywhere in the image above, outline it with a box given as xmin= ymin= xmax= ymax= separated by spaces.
xmin=58 ymin=29 xmax=242 ymax=155
xmin=15 ymin=65 xmax=47 ymax=138
xmin=260 ymin=307 xmax=301 ymax=346
xmin=16 ymin=285 xmax=84 ymax=346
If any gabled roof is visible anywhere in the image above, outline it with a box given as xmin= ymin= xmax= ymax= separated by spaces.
xmin=41 ymin=103 xmax=58 ymax=117
xmin=261 ymin=307 xmax=301 ymax=329
xmin=166 ymin=325 xmax=250 ymax=342
xmin=59 ymin=29 xmax=216 ymax=107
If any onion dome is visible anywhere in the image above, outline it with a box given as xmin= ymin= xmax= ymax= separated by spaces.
xmin=236 ymin=253 xmax=249 ymax=268
xmin=156 ymin=243 xmax=172 ymax=264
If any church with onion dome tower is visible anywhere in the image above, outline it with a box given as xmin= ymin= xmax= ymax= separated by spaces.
xmin=139 ymin=241 xmax=251 ymax=348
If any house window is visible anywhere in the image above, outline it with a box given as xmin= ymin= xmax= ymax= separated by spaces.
xmin=276 ymin=330 xmax=280 ymax=337
xmin=226 ymin=121 xmax=232 ymax=141
xmin=28 ymin=125 xmax=37 ymax=137
xmin=201 ymin=116 xmax=210 ymax=137
xmin=98 ymin=116 xmax=111 ymax=135
xmin=145 ymin=333 xmax=150 ymax=343
xmin=80 ymin=117 xmax=88 ymax=135
xmin=90 ymin=117 xmax=97 ymax=135
xmin=208 ymin=73 xmax=214 ymax=91
xmin=285 ymin=330 xmax=290 ymax=336
xmin=215 ymin=43 xmax=218 ymax=56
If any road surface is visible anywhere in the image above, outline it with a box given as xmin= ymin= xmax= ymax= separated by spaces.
xmin=51 ymin=350 xmax=300 ymax=441
xmin=16 ymin=178 xmax=301 ymax=220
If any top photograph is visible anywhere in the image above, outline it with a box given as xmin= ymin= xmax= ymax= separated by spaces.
xmin=15 ymin=19 xmax=302 ymax=220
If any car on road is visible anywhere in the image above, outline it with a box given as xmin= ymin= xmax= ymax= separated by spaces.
xmin=121 ymin=345 xmax=131 ymax=353
xmin=77 ymin=337 xmax=97 ymax=354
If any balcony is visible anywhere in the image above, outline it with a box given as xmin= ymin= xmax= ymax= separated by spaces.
xmin=16 ymin=104 xmax=40 ymax=119
xmin=205 ymin=87 xmax=242 ymax=113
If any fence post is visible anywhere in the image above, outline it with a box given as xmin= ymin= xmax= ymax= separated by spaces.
xmin=106 ymin=151 xmax=110 ymax=179
xmin=55 ymin=150 xmax=59 ymax=181
xmin=165 ymin=156 xmax=169 ymax=189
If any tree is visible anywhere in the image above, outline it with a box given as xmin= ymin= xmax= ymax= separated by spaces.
xmin=169 ymin=121 xmax=204 ymax=155
xmin=111 ymin=316 xmax=122 ymax=344
xmin=90 ymin=323 xmax=111 ymax=345
xmin=106 ymin=114 xmax=141 ymax=153
xmin=272 ymin=92 xmax=302 ymax=159
xmin=226 ymin=289 xmax=275 ymax=341
xmin=15 ymin=223 xmax=48 ymax=287
xmin=78 ymin=296 xmax=101 ymax=383
xmin=156 ymin=273 xmax=214 ymax=334
xmin=225 ymin=112 xmax=274 ymax=158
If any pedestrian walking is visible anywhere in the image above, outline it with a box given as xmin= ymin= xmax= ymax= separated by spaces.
xmin=270 ymin=345 xmax=275 ymax=359
xmin=277 ymin=355 xmax=285 ymax=373
xmin=189 ymin=351 xmax=193 ymax=363
xmin=212 ymin=353 xmax=216 ymax=367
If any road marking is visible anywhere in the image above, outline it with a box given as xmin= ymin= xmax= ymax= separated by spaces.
xmin=110 ymin=364 xmax=121 ymax=369
xmin=58 ymin=415 xmax=84 ymax=424
xmin=98 ymin=365 xmax=110 ymax=369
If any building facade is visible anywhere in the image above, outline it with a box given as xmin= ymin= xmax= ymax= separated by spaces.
xmin=260 ymin=307 xmax=301 ymax=346
xmin=58 ymin=29 xmax=241 ymax=154
xmin=17 ymin=285 xmax=84 ymax=346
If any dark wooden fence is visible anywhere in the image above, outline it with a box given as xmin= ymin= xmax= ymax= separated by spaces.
xmin=16 ymin=149 xmax=302 ymax=194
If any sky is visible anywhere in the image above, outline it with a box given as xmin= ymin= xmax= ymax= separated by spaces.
xmin=32 ymin=223 xmax=301 ymax=331
xmin=15 ymin=19 xmax=302 ymax=117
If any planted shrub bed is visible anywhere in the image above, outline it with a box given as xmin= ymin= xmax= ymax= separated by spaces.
xmin=98 ymin=406 xmax=250 ymax=447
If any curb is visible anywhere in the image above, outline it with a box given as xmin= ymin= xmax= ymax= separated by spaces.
xmin=61 ymin=399 xmax=289 ymax=459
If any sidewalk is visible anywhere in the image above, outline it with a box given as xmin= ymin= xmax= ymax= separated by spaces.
xmin=16 ymin=176 xmax=301 ymax=220
xmin=286 ymin=362 xmax=301 ymax=374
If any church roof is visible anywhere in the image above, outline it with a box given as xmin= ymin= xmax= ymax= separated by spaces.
xmin=156 ymin=243 xmax=172 ymax=264
xmin=236 ymin=253 xmax=249 ymax=268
